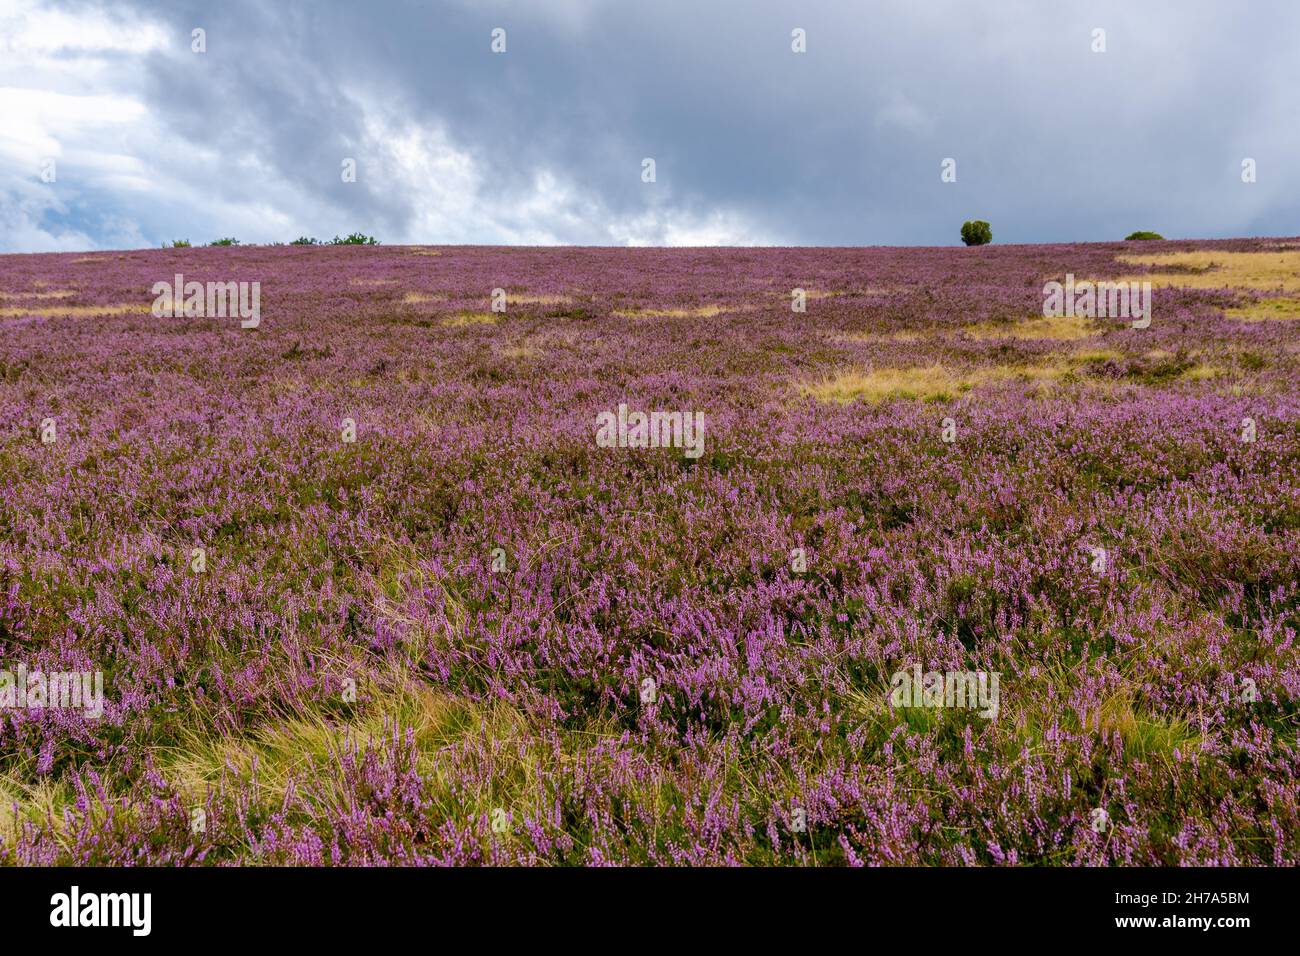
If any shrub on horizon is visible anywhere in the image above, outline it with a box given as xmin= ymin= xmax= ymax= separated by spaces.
xmin=329 ymin=232 xmax=379 ymax=245
xmin=290 ymin=236 xmax=321 ymax=245
xmin=168 ymin=239 xmax=191 ymax=248
xmin=961 ymin=220 xmax=992 ymax=246
xmin=1125 ymin=231 xmax=1165 ymax=240
xmin=209 ymin=238 xmax=241 ymax=246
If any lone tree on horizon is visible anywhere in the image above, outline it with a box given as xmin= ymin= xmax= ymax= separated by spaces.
xmin=961 ymin=220 xmax=992 ymax=246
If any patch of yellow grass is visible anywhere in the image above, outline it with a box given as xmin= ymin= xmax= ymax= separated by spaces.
xmin=1001 ymin=355 xmax=1110 ymax=386
xmin=834 ymin=330 xmax=929 ymax=345
xmin=404 ymin=249 xmax=443 ymax=257
xmin=5 ymin=663 xmax=613 ymax=855
xmin=1114 ymin=250 xmax=1300 ymax=292
xmin=441 ymin=311 xmax=499 ymax=327
xmin=1136 ymin=349 xmax=1229 ymax=382
xmin=801 ymin=351 xmax=1130 ymax=404
xmin=1097 ymin=690 xmax=1202 ymax=763
xmin=164 ymin=686 xmax=465 ymax=800
xmin=1224 ymin=296 xmax=1300 ymax=321
xmin=1059 ymin=349 xmax=1230 ymax=386
xmin=1181 ymin=363 xmax=1223 ymax=381
xmin=161 ymin=672 xmax=556 ymax=828
xmin=401 ymin=292 xmax=447 ymax=305
xmin=69 ymin=257 xmax=107 ymax=264
xmin=964 ymin=313 xmax=1098 ymax=341
xmin=499 ymin=344 xmax=542 ymax=360
xmin=0 ymin=777 xmax=72 ymax=846
xmin=510 ymin=294 xmax=571 ymax=306
xmin=0 ymin=289 xmax=76 ymax=300
xmin=613 ymin=305 xmax=729 ymax=318
xmin=349 ymin=277 xmax=396 ymax=287
xmin=801 ymin=365 xmax=973 ymax=404
xmin=0 ymin=303 xmax=147 ymax=317
xmin=1073 ymin=349 xmax=1124 ymax=363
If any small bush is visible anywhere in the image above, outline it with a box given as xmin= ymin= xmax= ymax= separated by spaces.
xmin=329 ymin=232 xmax=379 ymax=246
xmin=961 ymin=221 xmax=992 ymax=246
xmin=290 ymin=236 xmax=320 ymax=246
xmin=209 ymin=238 xmax=241 ymax=246
xmin=1124 ymin=231 xmax=1164 ymax=241
xmin=170 ymin=239 xmax=191 ymax=248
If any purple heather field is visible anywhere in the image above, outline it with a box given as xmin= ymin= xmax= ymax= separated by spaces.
xmin=0 ymin=238 xmax=1298 ymax=866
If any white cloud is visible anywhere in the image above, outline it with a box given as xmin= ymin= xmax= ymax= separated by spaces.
xmin=352 ymin=110 xmax=775 ymax=246
xmin=0 ymin=0 xmax=167 ymax=56
xmin=611 ymin=208 xmax=772 ymax=247
xmin=0 ymin=0 xmax=776 ymax=250
xmin=3 ymin=0 xmax=1296 ymax=251
xmin=0 ymin=0 xmax=165 ymax=251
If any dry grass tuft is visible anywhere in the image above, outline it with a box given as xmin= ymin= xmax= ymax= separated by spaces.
xmin=834 ymin=330 xmax=930 ymax=345
xmin=499 ymin=344 xmax=543 ymax=360
xmin=441 ymin=311 xmax=499 ymax=327
xmin=613 ymin=305 xmax=730 ymax=319
xmin=964 ymin=314 xmax=1099 ymax=341
xmin=0 ymin=303 xmax=148 ymax=317
xmin=799 ymin=350 xmax=1140 ymax=404
xmin=0 ymin=777 xmax=73 ymax=847
xmin=510 ymin=294 xmax=572 ymax=306
xmin=1224 ymin=296 xmax=1300 ymax=321
xmin=801 ymin=365 xmax=974 ymax=404
xmin=1097 ymin=690 xmax=1202 ymax=763
xmin=1182 ymin=363 xmax=1224 ymax=381
xmin=0 ymin=289 xmax=76 ymax=300
xmin=1114 ymin=250 xmax=1300 ymax=292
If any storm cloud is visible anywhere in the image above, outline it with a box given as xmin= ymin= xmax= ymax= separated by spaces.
xmin=2 ymin=0 xmax=1298 ymax=251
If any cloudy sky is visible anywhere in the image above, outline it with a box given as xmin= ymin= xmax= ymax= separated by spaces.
xmin=2 ymin=0 xmax=1298 ymax=252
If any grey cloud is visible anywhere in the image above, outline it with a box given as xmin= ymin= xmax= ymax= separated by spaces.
xmin=20 ymin=0 xmax=1300 ymax=248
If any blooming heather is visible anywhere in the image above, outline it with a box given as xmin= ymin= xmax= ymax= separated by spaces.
xmin=0 ymin=239 xmax=1297 ymax=865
